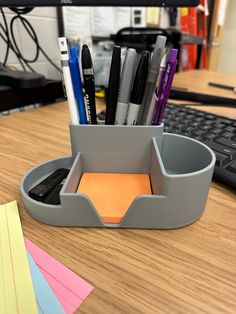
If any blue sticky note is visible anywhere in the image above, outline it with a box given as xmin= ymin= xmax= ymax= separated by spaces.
xmin=27 ymin=250 xmax=65 ymax=314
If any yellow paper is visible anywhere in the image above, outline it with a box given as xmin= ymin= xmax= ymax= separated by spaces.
xmin=146 ymin=8 xmax=160 ymax=26
xmin=0 ymin=205 xmax=18 ymax=313
xmin=0 ymin=201 xmax=38 ymax=314
xmin=0 ymin=209 xmax=7 ymax=314
xmin=181 ymin=8 xmax=188 ymax=16
xmin=0 ymin=241 xmax=4 ymax=314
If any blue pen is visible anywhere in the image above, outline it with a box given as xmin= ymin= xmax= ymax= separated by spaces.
xmin=69 ymin=47 xmax=87 ymax=124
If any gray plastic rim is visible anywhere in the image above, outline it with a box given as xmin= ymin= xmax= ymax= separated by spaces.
xmin=20 ymin=132 xmax=215 ymax=229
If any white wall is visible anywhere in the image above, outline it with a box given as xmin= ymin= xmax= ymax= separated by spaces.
xmin=2 ymin=5 xmax=235 ymax=79
xmin=0 ymin=8 xmax=61 ymax=80
xmin=218 ymin=0 xmax=236 ymax=73
xmin=1 ymin=7 xmax=148 ymax=81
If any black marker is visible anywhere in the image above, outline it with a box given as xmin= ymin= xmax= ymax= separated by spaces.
xmin=126 ymin=50 xmax=150 ymax=125
xmin=82 ymin=45 xmax=97 ymax=124
xmin=105 ymin=46 xmax=121 ymax=125
xmin=208 ymin=82 xmax=236 ymax=93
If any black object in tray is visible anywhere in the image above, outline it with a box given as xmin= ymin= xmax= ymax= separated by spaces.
xmin=28 ymin=168 xmax=69 ymax=204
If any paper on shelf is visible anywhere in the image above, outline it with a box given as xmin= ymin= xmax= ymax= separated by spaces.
xmin=217 ymin=0 xmax=228 ymax=27
xmin=91 ymin=7 xmax=131 ymax=37
xmin=146 ymin=8 xmax=160 ymax=26
xmin=62 ymin=7 xmax=92 ymax=45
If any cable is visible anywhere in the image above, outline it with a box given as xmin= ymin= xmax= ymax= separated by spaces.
xmin=10 ymin=8 xmax=62 ymax=72
xmin=0 ymin=9 xmax=27 ymax=70
xmin=0 ymin=8 xmax=11 ymax=66
xmin=9 ymin=7 xmax=34 ymax=15
xmin=0 ymin=8 xmax=33 ymax=70
xmin=10 ymin=7 xmax=62 ymax=72
xmin=0 ymin=7 xmax=61 ymax=73
xmin=10 ymin=16 xmax=40 ymax=63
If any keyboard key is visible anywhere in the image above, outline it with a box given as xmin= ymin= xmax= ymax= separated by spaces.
xmin=216 ymin=118 xmax=232 ymax=125
xmin=187 ymin=109 xmax=196 ymax=114
xmin=213 ymin=123 xmax=226 ymax=129
xmin=196 ymin=112 xmax=205 ymax=117
xmin=205 ymin=120 xmax=215 ymax=126
xmin=192 ymin=129 xmax=205 ymax=136
xmin=215 ymin=152 xmax=230 ymax=167
xmin=176 ymin=123 xmax=186 ymax=129
xmin=185 ymin=126 xmax=196 ymax=132
xmin=225 ymin=126 xmax=236 ymax=132
xmin=205 ymin=114 xmax=215 ymax=120
xmin=204 ymin=140 xmax=236 ymax=160
xmin=176 ymin=112 xmax=186 ymax=117
xmin=195 ymin=117 xmax=204 ymax=123
xmin=211 ymin=128 xmax=222 ymax=134
xmin=199 ymin=125 xmax=212 ymax=131
xmin=221 ymin=131 xmax=233 ymax=138
xmin=203 ymin=133 xmax=217 ymax=140
xmin=215 ymin=137 xmax=236 ymax=150
xmin=191 ymin=121 xmax=201 ymax=127
xmin=226 ymin=161 xmax=236 ymax=174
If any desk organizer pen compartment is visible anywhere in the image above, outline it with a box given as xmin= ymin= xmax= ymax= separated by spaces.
xmin=21 ymin=124 xmax=215 ymax=229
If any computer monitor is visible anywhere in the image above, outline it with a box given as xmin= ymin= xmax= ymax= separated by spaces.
xmin=1 ymin=0 xmax=199 ymax=7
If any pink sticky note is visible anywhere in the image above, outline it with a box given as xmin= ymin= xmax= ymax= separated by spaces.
xmin=25 ymin=238 xmax=94 ymax=314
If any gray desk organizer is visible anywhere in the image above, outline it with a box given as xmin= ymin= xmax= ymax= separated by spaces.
xmin=21 ymin=124 xmax=215 ymax=229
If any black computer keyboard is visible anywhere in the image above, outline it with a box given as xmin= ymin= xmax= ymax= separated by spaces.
xmin=163 ymin=103 xmax=236 ymax=189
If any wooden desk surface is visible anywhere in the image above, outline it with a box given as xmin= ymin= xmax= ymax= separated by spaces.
xmin=0 ymin=70 xmax=236 ymax=314
xmin=173 ymin=70 xmax=236 ymax=101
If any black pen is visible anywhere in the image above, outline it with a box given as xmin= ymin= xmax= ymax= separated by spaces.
xmin=126 ymin=50 xmax=149 ymax=125
xmin=105 ymin=46 xmax=121 ymax=125
xmin=82 ymin=44 xmax=97 ymax=124
xmin=208 ymin=82 xmax=236 ymax=93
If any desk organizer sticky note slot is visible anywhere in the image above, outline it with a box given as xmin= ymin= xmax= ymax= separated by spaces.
xmin=21 ymin=124 xmax=215 ymax=229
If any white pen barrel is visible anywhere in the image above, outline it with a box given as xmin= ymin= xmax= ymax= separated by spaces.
xmin=126 ymin=102 xmax=141 ymax=125
xmin=63 ymin=66 xmax=79 ymax=125
xmin=115 ymin=101 xmax=129 ymax=125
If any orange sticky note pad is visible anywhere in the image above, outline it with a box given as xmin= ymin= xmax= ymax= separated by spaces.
xmin=77 ymin=173 xmax=152 ymax=223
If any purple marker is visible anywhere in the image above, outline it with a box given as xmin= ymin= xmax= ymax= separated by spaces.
xmin=151 ymin=66 xmax=166 ymax=125
xmin=152 ymin=49 xmax=178 ymax=125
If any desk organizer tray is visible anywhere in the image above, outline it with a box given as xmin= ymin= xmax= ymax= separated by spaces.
xmin=21 ymin=124 xmax=215 ymax=229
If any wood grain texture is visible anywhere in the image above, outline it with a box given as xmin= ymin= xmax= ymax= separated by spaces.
xmin=173 ymin=70 xmax=236 ymax=102
xmin=0 ymin=71 xmax=236 ymax=313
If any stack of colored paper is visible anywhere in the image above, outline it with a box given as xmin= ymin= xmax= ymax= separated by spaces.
xmin=78 ymin=172 xmax=152 ymax=223
xmin=0 ymin=201 xmax=94 ymax=314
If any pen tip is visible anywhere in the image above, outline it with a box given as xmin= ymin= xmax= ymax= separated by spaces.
xmin=127 ymin=48 xmax=137 ymax=54
xmin=114 ymin=45 xmax=121 ymax=51
xmin=156 ymin=35 xmax=167 ymax=47
xmin=142 ymin=50 xmax=150 ymax=58
xmin=169 ymin=49 xmax=178 ymax=61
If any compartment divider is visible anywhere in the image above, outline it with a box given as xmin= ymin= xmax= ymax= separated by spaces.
xmin=20 ymin=124 xmax=215 ymax=229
